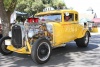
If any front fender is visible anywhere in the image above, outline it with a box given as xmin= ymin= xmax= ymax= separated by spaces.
xmin=77 ymin=29 xmax=91 ymax=38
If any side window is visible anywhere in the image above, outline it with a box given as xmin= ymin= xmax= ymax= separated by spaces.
xmin=64 ymin=13 xmax=74 ymax=22
xmin=75 ymin=14 xmax=78 ymax=21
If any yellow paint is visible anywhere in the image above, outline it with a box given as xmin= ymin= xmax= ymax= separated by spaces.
xmin=7 ymin=9 xmax=89 ymax=54
xmin=74 ymin=24 xmax=89 ymax=38
xmin=92 ymin=27 xmax=98 ymax=32
xmin=51 ymin=23 xmax=65 ymax=46
xmin=35 ymin=9 xmax=89 ymax=47
xmin=35 ymin=10 xmax=78 ymax=17
xmin=26 ymin=40 xmax=31 ymax=53
xmin=7 ymin=40 xmax=32 ymax=54
xmin=77 ymin=28 xmax=88 ymax=38
xmin=7 ymin=45 xmax=31 ymax=54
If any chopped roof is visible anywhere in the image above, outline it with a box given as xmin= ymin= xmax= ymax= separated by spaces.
xmin=35 ymin=9 xmax=78 ymax=16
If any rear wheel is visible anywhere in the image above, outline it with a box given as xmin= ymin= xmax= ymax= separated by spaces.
xmin=75 ymin=32 xmax=89 ymax=47
xmin=31 ymin=38 xmax=52 ymax=64
xmin=0 ymin=36 xmax=13 ymax=55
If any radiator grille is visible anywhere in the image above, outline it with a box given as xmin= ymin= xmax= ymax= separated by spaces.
xmin=12 ymin=25 xmax=22 ymax=48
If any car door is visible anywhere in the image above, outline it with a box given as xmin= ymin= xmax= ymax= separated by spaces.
xmin=62 ymin=12 xmax=75 ymax=42
xmin=73 ymin=13 xmax=82 ymax=38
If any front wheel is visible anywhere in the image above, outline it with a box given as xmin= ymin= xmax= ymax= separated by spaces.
xmin=0 ymin=36 xmax=13 ymax=55
xmin=31 ymin=38 xmax=52 ymax=64
xmin=75 ymin=32 xmax=89 ymax=47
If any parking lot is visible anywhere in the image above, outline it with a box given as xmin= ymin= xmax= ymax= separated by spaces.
xmin=0 ymin=33 xmax=100 ymax=67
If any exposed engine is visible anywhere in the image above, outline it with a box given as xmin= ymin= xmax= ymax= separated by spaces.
xmin=9 ymin=18 xmax=53 ymax=48
xmin=24 ymin=21 xmax=52 ymax=39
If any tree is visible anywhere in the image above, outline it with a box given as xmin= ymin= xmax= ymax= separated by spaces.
xmin=16 ymin=0 xmax=66 ymax=15
xmin=50 ymin=0 xmax=66 ymax=9
xmin=16 ymin=0 xmax=45 ymax=15
xmin=0 ymin=0 xmax=66 ymax=36
xmin=0 ymin=0 xmax=17 ymax=36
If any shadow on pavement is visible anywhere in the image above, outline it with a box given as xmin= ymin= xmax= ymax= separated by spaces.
xmin=0 ymin=42 xmax=99 ymax=67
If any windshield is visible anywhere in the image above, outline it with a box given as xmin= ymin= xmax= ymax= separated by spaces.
xmin=36 ymin=13 xmax=61 ymax=22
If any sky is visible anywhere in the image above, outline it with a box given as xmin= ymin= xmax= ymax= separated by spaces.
xmin=63 ymin=0 xmax=100 ymax=18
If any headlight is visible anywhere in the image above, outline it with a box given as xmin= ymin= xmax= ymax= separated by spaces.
xmin=8 ymin=31 xmax=12 ymax=37
xmin=5 ymin=39 xmax=11 ymax=46
xmin=46 ymin=23 xmax=53 ymax=33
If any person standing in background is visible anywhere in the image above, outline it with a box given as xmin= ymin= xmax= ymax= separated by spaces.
xmin=84 ymin=22 xmax=87 ymax=28
xmin=88 ymin=22 xmax=92 ymax=31
xmin=10 ymin=11 xmax=16 ymax=25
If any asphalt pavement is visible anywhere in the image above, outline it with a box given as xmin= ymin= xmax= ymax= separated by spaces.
xmin=0 ymin=33 xmax=100 ymax=67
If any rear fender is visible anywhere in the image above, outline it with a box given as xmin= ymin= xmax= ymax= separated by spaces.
xmin=77 ymin=29 xmax=91 ymax=38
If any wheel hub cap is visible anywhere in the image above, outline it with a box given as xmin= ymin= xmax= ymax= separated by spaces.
xmin=37 ymin=42 xmax=50 ymax=61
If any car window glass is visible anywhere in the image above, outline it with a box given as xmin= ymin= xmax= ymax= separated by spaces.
xmin=75 ymin=14 xmax=78 ymax=21
xmin=36 ymin=13 xmax=61 ymax=22
xmin=64 ymin=13 xmax=74 ymax=22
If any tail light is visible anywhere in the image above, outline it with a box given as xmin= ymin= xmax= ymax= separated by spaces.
xmin=27 ymin=18 xmax=38 ymax=23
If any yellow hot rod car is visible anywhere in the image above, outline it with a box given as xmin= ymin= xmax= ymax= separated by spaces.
xmin=0 ymin=9 xmax=90 ymax=64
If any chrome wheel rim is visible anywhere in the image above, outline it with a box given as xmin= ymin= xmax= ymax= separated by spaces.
xmin=37 ymin=42 xmax=50 ymax=61
xmin=1 ymin=40 xmax=11 ymax=53
xmin=85 ymin=33 xmax=89 ymax=44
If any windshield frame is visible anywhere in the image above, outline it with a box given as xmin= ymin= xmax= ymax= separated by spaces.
xmin=35 ymin=13 xmax=62 ymax=22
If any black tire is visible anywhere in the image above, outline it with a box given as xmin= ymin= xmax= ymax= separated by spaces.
xmin=0 ymin=34 xmax=2 ymax=39
xmin=0 ymin=36 xmax=13 ymax=55
xmin=31 ymin=38 xmax=52 ymax=64
xmin=75 ymin=32 xmax=89 ymax=47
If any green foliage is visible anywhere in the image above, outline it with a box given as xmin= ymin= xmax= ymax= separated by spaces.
xmin=51 ymin=0 xmax=66 ymax=9
xmin=3 ymin=0 xmax=66 ymax=15
xmin=32 ymin=0 xmax=45 ymax=12
xmin=16 ymin=0 xmax=27 ymax=12
xmin=16 ymin=0 xmax=44 ymax=15
xmin=3 ymin=0 xmax=12 ymax=10
xmin=42 ymin=0 xmax=49 ymax=4
xmin=3 ymin=0 xmax=17 ymax=14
